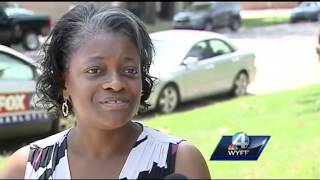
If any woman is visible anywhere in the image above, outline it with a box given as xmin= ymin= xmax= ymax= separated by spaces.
xmin=2 ymin=3 xmax=211 ymax=179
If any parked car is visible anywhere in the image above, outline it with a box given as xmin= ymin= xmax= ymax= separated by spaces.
xmin=0 ymin=4 xmax=51 ymax=51
xmin=290 ymin=2 xmax=320 ymax=23
xmin=147 ymin=30 xmax=256 ymax=114
xmin=0 ymin=45 xmax=59 ymax=140
xmin=172 ymin=2 xmax=241 ymax=32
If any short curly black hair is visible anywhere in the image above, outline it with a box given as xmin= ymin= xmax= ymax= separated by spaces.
xmin=36 ymin=3 xmax=155 ymax=117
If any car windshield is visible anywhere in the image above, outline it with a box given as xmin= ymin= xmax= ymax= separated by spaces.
xmin=5 ymin=7 xmax=34 ymax=16
xmin=0 ymin=2 xmax=33 ymax=16
xmin=152 ymin=39 xmax=191 ymax=66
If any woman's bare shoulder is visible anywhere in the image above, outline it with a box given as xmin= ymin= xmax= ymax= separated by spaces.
xmin=175 ymin=141 xmax=211 ymax=179
xmin=0 ymin=145 xmax=29 ymax=179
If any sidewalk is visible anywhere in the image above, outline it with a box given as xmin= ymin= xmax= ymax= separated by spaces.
xmin=241 ymin=8 xmax=292 ymax=19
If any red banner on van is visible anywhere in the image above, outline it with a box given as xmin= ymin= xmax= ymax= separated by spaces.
xmin=0 ymin=93 xmax=31 ymax=113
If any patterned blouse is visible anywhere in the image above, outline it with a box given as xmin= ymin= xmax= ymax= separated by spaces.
xmin=24 ymin=122 xmax=184 ymax=179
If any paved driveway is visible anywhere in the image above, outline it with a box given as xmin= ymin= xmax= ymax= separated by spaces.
xmin=223 ymin=22 xmax=320 ymax=95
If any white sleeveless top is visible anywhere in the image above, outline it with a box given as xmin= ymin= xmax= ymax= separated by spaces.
xmin=24 ymin=122 xmax=184 ymax=179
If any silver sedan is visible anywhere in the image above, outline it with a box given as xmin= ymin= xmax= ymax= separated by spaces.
xmin=147 ymin=30 xmax=256 ymax=113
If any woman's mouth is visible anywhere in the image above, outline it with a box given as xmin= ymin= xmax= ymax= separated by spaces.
xmin=98 ymin=98 xmax=130 ymax=110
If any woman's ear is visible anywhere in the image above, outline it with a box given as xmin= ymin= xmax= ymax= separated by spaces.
xmin=62 ymin=72 xmax=70 ymax=93
xmin=62 ymin=89 xmax=68 ymax=99
xmin=62 ymin=74 xmax=73 ymax=102
xmin=62 ymin=79 xmax=69 ymax=98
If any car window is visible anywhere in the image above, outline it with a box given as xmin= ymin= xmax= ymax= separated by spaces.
xmin=185 ymin=41 xmax=214 ymax=60
xmin=208 ymin=39 xmax=234 ymax=56
xmin=0 ymin=52 xmax=34 ymax=80
xmin=188 ymin=3 xmax=211 ymax=12
xmin=5 ymin=7 xmax=34 ymax=16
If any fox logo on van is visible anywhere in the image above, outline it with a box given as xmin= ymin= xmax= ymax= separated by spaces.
xmin=0 ymin=94 xmax=30 ymax=113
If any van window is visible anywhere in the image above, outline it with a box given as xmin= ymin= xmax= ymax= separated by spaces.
xmin=0 ymin=52 xmax=33 ymax=80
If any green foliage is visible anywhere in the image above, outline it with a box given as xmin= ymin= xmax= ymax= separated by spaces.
xmin=0 ymin=156 xmax=9 ymax=173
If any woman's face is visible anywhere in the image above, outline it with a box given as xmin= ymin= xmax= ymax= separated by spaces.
xmin=64 ymin=32 xmax=142 ymax=129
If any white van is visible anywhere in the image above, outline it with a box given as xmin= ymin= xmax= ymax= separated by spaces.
xmin=0 ymin=45 xmax=59 ymax=140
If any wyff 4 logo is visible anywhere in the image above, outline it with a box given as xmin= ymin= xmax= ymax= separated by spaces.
xmin=210 ymin=132 xmax=270 ymax=160
xmin=228 ymin=132 xmax=250 ymax=156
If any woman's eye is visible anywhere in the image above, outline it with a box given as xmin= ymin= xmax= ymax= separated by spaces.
xmin=124 ymin=67 xmax=139 ymax=75
xmin=86 ymin=67 xmax=101 ymax=74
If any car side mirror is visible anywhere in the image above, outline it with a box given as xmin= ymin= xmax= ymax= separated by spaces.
xmin=182 ymin=56 xmax=199 ymax=65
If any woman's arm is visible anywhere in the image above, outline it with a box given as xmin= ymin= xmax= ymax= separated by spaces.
xmin=1 ymin=146 xmax=29 ymax=179
xmin=175 ymin=141 xmax=211 ymax=179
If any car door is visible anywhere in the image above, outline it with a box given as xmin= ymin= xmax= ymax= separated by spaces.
xmin=223 ymin=2 xmax=238 ymax=25
xmin=206 ymin=38 xmax=239 ymax=93
xmin=210 ymin=2 xmax=229 ymax=27
xmin=176 ymin=40 xmax=215 ymax=100
xmin=218 ymin=2 xmax=233 ymax=26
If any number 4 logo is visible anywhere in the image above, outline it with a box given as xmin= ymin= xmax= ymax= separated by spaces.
xmin=232 ymin=132 xmax=250 ymax=149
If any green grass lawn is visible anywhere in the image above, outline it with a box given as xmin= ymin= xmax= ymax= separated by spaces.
xmin=143 ymin=84 xmax=320 ymax=179
xmin=242 ymin=15 xmax=289 ymax=27
xmin=146 ymin=21 xmax=172 ymax=33
xmin=0 ymin=156 xmax=8 ymax=173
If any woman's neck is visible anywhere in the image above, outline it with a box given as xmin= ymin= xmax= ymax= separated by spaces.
xmin=68 ymin=120 xmax=142 ymax=160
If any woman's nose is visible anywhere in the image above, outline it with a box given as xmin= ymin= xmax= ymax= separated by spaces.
xmin=101 ymin=72 xmax=125 ymax=92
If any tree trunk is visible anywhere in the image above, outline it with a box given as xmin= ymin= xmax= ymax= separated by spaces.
xmin=143 ymin=2 xmax=157 ymax=24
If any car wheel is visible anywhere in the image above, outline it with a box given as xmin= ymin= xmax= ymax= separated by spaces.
xmin=230 ymin=17 xmax=241 ymax=32
xmin=231 ymin=72 xmax=249 ymax=97
xmin=204 ymin=21 xmax=213 ymax=31
xmin=157 ymin=85 xmax=179 ymax=114
xmin=22 ymin=32 xmax=40 ymax=51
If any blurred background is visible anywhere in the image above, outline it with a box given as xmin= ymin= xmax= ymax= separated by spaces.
xmin=0 ymin=1 xmax=320 ymax=178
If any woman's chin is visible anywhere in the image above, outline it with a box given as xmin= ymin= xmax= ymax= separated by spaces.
xmin=97 ymin=115 xmax=133 ymax=130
